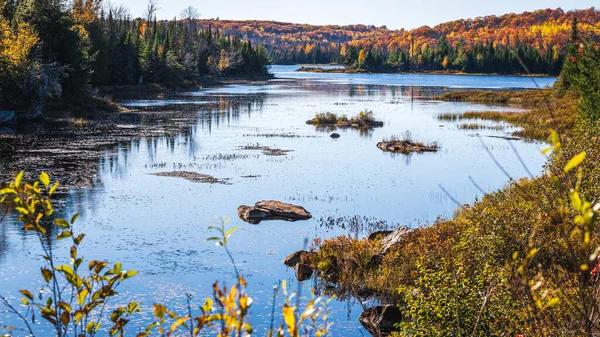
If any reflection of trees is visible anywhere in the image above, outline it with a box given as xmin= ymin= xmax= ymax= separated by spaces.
xmin=197 ymin=95 xmax=265 ymax=132
xmin=0 ymin=93 xmax=268 ymax=251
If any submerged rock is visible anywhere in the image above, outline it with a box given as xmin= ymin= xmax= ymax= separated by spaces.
xmin=379 ymin=226 xmax=414 ymax=255
xmin=358 ymin=305 xmax=402 ymax=336
xmin=377 ymin=139 xmax=439 ymax=154
xmin=238 ymin=200 xmax=312 ymax=224
xmin=240 ymin=145 xmax=293 ymax=156
xmin=283 ymin=250 xmax=309 ymax=267
xmin=152 ymin=171 xmax=230 ymax=184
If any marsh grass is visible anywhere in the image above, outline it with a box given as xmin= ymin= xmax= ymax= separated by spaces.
xmin=436 ymin=89 xmax=553 ymax=106
xmin=437 ymin=93 xmax=578 ymax=141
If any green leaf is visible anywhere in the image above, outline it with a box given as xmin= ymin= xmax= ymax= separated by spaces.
xmin=40 ymin=172 xmax=50 ymax=188
xmin=225 ymin=227 xmax=239 ymax=238
xmin=564 ymin=152 xmax=586 ymax=173
xmin=77 ymin=289 xmax=89 ymax=306
xmin=56 ymin=265 xmax=74 ymax=277
xmin=74 ymin=233 xmax=85 ymax=245
xmin=54 ymin=218 xmax=70 ymax=228
xmin=86 ymin=321 xmax=96 ymax=334
xmin=71 ymin=213 xmax=80 ymax=224
xmin=57 ymin=231 xmax=73 ymax=241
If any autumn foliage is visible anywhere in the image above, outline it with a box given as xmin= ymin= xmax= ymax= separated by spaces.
xmin=198 ymin=8 xmax=600 ymax=74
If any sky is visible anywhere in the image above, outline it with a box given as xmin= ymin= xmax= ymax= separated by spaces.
xmin=123 ymin=0 xmax=598 ymax=29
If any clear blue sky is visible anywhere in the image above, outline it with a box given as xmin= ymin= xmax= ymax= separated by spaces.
xmin=123 ymin=0 xmax=598 ymax=29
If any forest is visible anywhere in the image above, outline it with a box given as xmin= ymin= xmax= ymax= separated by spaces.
xmin=201 ymin=8 xmax=600 ymax=74
xmin=0 ymin=0 xmax=270 ymax=114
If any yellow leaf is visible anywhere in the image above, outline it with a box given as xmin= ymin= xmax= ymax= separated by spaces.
xmin=15 ymin=171 xmax=24 ymax=187
xmin=170 ymin=316 xmax=189 ymax=333
xmin=564 ymin=152 xmax=586 ymax=173
xmin=282 ymin=304 xmax=296 ymax=336
xmin=545 ymin=297 xmax=560 ymax=309
xmin=78 ymin=289 xmax=89 ymax=306
xmin=40 ymin=172 xmax=50 ymax=187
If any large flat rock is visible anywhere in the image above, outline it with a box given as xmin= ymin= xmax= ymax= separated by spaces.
xmin=238 ymin=200 xmax=312 ymax=224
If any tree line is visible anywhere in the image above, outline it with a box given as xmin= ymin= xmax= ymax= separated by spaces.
xmin=269 ymin=38 xmax=564 ymax=74
xmin=202 ymin=8 xmax=600 ymax=75
xmin=0 ymin=0 xmax=270 ymax=113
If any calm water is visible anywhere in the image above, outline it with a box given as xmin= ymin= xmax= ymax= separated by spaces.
xmin=0 ymin=66 xmax=555 ymax=336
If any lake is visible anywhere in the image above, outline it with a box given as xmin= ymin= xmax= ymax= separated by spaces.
xmin=0 ymin=65 xmax=555 ymax=336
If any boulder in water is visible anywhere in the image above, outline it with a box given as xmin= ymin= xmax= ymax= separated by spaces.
xmin=238 ymin=201 xmax=312 ymax=224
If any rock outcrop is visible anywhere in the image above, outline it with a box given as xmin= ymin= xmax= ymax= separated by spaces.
xmin=379 ymin=226 xmax=414 ymax=255
xmin=283 ymin=250 xmax=309 ymax=267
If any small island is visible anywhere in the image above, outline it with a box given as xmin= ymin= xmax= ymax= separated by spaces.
xmin=306 ymin=111 xmax=384 ymax=129
xmin=377 ymin=135 xmax=439 ymax=154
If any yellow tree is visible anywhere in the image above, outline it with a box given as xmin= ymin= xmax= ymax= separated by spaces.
xmin=442 ymin=56 xmax=449 ymax=69
xmin=218 ymin=49 xmax=231 ymax=73
xmin=73 ymin=0 xmax=101 ymax=25
xmin=0 ymin=0 xmax=39 ymax=92
xmin=358 ymin=49 xmax=366 ymax=65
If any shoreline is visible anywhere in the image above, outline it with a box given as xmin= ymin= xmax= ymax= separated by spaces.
xmin=294 ymin=66 xmax=556 ymax=78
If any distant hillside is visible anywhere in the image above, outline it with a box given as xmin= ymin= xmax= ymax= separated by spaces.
xmin=192 ymin=8 xmax=600 ymax=73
